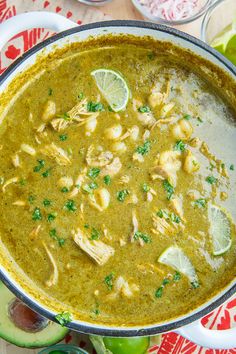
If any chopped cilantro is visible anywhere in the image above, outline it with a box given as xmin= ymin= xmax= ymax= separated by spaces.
xmin=163 ymin=180 xmax=174 ymax=200
xmin=191 ymin=281 xmax=200 ymax=289
xmin=59 ymin=134 xmax=67 ymax=141
xmin=88 ymin=167 xmax=100 ymax=179
xmin=136 ymin=140 xmax=151 ymax=155
xmin=49 ymin=228 xmax=65 ymax=247
xmin=34 ymin=159 xmax=45 ymax=172
xmin=142 ymin=183 xmax=150 ymax=192
xmin=47 ymin=212 xmax=57 ymax=222
xmin=174 ymin=140 xmax=186 ymax=152
xmin=117 ymin=189 xmax=129 ymax=202
xmin=170 ymin=213 xmax=181 ymax=224
xmin=209 ymin=162 xmax=215 ymax=171
xmin=55 ymin=312 xmax=72 ymax=326
xmin=138 ymin=105 xmax=151 ymax=113
xmin=19 ymin=178 xmax=26 ymax=186
xmin=43 ymin=199 xmax=52 ymax=207
xmin=32 ymin=207 xmax=42 ymax=221
xmin=78 ymin=92 xmax=84 ymax=99
xmin=92 ymin=308 xmax=100 ymax=316
xmin=104 ymin=175 xmax=111 ymax=185
xmin=89 ymin=182 xmax=98 ymax=190
xmin=155 ymin=287 xmax=163 ymax=298
xmin=64 ymin=200 xmax=77 ymax=212
xmin=134 ymin=231 xmax=151 ymax=244
xmin=42 ymin=169 xmax=51 ymax=178
xmin=197 ymin=117 xmax=203 ymax=123
xmin=183 ymin=114 xmax=191 ymax=120
xmin=162 ymin=278 xmax=170 ymax=286
xmin=173 ymin=271 xmax=181 ymax=281
xmin=194 ymin=198 xmax=207 ymax=208
xmin=28 ymin=195 xmax=35 ymax=204
xmin=156 ymin=209 xmax=169 ymax=219
xmin=230 ymin=164 xmax=234 ymax=171
xmin=61 ymin=187 xmax=69 ymax=193
xmin=104 ymin=273 xmax=114 ymax=291
xmin=84 ymin=224 xmax=89 ymax=229
xmin=82 ymin=184 xmax=93 ymax=194
xmin=108 ymin=105 xmax=114 ymax=112
xmin=48 ymin=88 xmax=53 ymax=96
xmin=57 ymin=112 xmax=70 ymax=120
xmin=87 ymin=101 xmax=104 ymax=112
xmin=206 ymin=175 xmax=217 ymax=185
xmin=90 ymin=228 xmax=100 ymax=240
xmin=147 ymin=52 xmax=155 ymax=60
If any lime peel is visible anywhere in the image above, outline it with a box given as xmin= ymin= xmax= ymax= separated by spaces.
xmin=91 ymin=69 xmax=129 ymax=112
xmin=158 ymin=246 xmax=198 ymax=286
xmin=208 ymin=204 xmax=232 ymax=256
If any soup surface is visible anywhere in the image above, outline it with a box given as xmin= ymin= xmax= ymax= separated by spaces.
xmin=0 ymin=37 xmax=236 ymax=326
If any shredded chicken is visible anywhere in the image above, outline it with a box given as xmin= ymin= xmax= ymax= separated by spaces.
xmin=20 ymin=144 xmax=36 ymax=156
xmin=100 ymin=157 xmax=122 ymax=177
xmin=133 ymin=99 xmax=156 ymax=127
xmin=50 ymin=99 xmax=99 ymax=131
xmin=151 ymin=150 xmax=182 ymax=186
xmin=57 ymin=176 xmax=73 ymax=189
xmin=29 ymin=225 xmax=42 ymax=241
xmin=42 ymin=242 xmax=59 ymax=287
xmin=170 ymin=195 xmax=184 ymax=219
xmin=72 ymin=228 xmax=114 ymax=266
xmin=2 ymin=177 xmax=19 ymax=193
xmin=11 ymin=154 xmax=20 ymax=168
xmin=200 ymin=142 xmax=228 ymax=178
xmin=41 ymin=143 xmax=71 ymax=166
xmin=86 ymin=145 xmax=113 ymax=167
xmin=137 ymin=263 xmax=164 ymax=275
xmin=130 ymin=210 xmax=144 ymax=246
xmin=118 ymin=175 xmax=130 ymax=184
xmin=148 ymin=81 xmax=170 ymax=108
xmin=133 ymin=152 xmax=144 ymax=163
xmin=107 ymin=276 xmax=139 ymax=300
xmin=12 ymin=200 xmax=26 ymax=206
xmin=41 ymin=100 xmax=56 ymax=122
xmin=152 ymin=211 xmax=184 ymax=237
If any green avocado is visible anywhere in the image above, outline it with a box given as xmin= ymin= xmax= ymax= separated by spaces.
xmin=0 ymin=281 xmax=69 ymax=348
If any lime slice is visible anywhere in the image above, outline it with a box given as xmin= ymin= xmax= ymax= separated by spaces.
xmin=211 ymin=20 xmax=236 ymax=54
xmin=208 ymin=204 xmax=232 ymax=256
xmin=91 ymin=69 xmax=129 ymax=112
xmin=158 ymin=246 xmax=198 ymax=286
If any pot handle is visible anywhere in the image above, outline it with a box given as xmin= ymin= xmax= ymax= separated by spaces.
xmin=176 ymin=319 xmax=236 ymax=349
xmin=0 ymin=11 xmax=77 ymax=51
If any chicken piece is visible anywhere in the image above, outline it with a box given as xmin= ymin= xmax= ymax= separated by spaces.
xmin=148 ymin=91 xmax=165 ymax=108
xmin=41 ymin=143 xmax=71 ymax=166
xmin=183 ymin=150 xmax=200 ymax=174
xmin=133 ymin=152 xmax=144 ymax=163
xmin=152 ymin=214 xmax=176 ymax=236
xmin=42 ymin=242 xmax=59 ymax=287
xmin=41 ymin=100 xmax=56 ymax=122
xmin=72 ymin=228 xmax=114 ymax=266
xmin=57 ymin=176 xmax=73 ymax=189
xmin=20 ymin=144 xmax=36 ymax=156
xmin=100 ymin=157 xmax=122 ymax=177
xmin=160 ymin=102 xmax=175 ymax=118
xmin=86 ymin=145 xmax=113 ymax=167
xmin=107 ymin=276 xmax=139 ymax=300
xmin=2 ymin=177 xmax=19 ymax=193
xmin=11 ymin=154 xmax=20 ymax=168
xmin=104 ymin=124 xmax=122 ymax=140
xmin=171 ymin=119 xmax=193 ymax=140
xmin=170 ymin=195 xmax=184 ymax=219
xmin=133 ymin=99 xmax=156 ymax=127
xmin=151 ymin=150 xmax=182 ymax=186
xmin=130 ymin=210 xmax=139 ymax=243
xmin=50 ymin=118 xmax=71 ymax=132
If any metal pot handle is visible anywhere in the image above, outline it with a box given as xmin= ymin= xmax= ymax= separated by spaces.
xmin=176 ymin=319 xmax=236 ymax=349
xmin=0 ymin=11 xmax=77 ymax=51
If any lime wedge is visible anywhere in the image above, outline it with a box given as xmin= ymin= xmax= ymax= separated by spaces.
xmin=208 ymin=204 xmax=232 ymax=256
xmin=211 ymin=20 xmax=236 ymax=54
xmin=91 ymin=69 xmax=129 ymax=112
xmin=158 ymin=246 xmax=198 ymax=286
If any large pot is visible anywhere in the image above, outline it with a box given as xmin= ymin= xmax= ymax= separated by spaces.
xmin=0 ymin=12 xmax=235 ymax=350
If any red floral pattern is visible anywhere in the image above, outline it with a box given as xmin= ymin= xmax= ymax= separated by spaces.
xmin=0 ymin=1 xmax=235 ymax=352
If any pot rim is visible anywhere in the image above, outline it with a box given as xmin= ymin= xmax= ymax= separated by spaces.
xmin=0 ymin=20 xmax=235 ymax=336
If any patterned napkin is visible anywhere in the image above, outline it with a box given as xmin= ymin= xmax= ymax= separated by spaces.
xmin=0 ymin=1 xmax=235 ymax=353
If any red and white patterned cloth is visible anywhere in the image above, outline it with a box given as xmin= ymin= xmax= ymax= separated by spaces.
xmin=0 ymin=1 xmax=235 ymax=353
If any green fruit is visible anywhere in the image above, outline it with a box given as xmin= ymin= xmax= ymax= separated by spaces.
xmin=103 ymin=337 xmax=150 ymax=354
